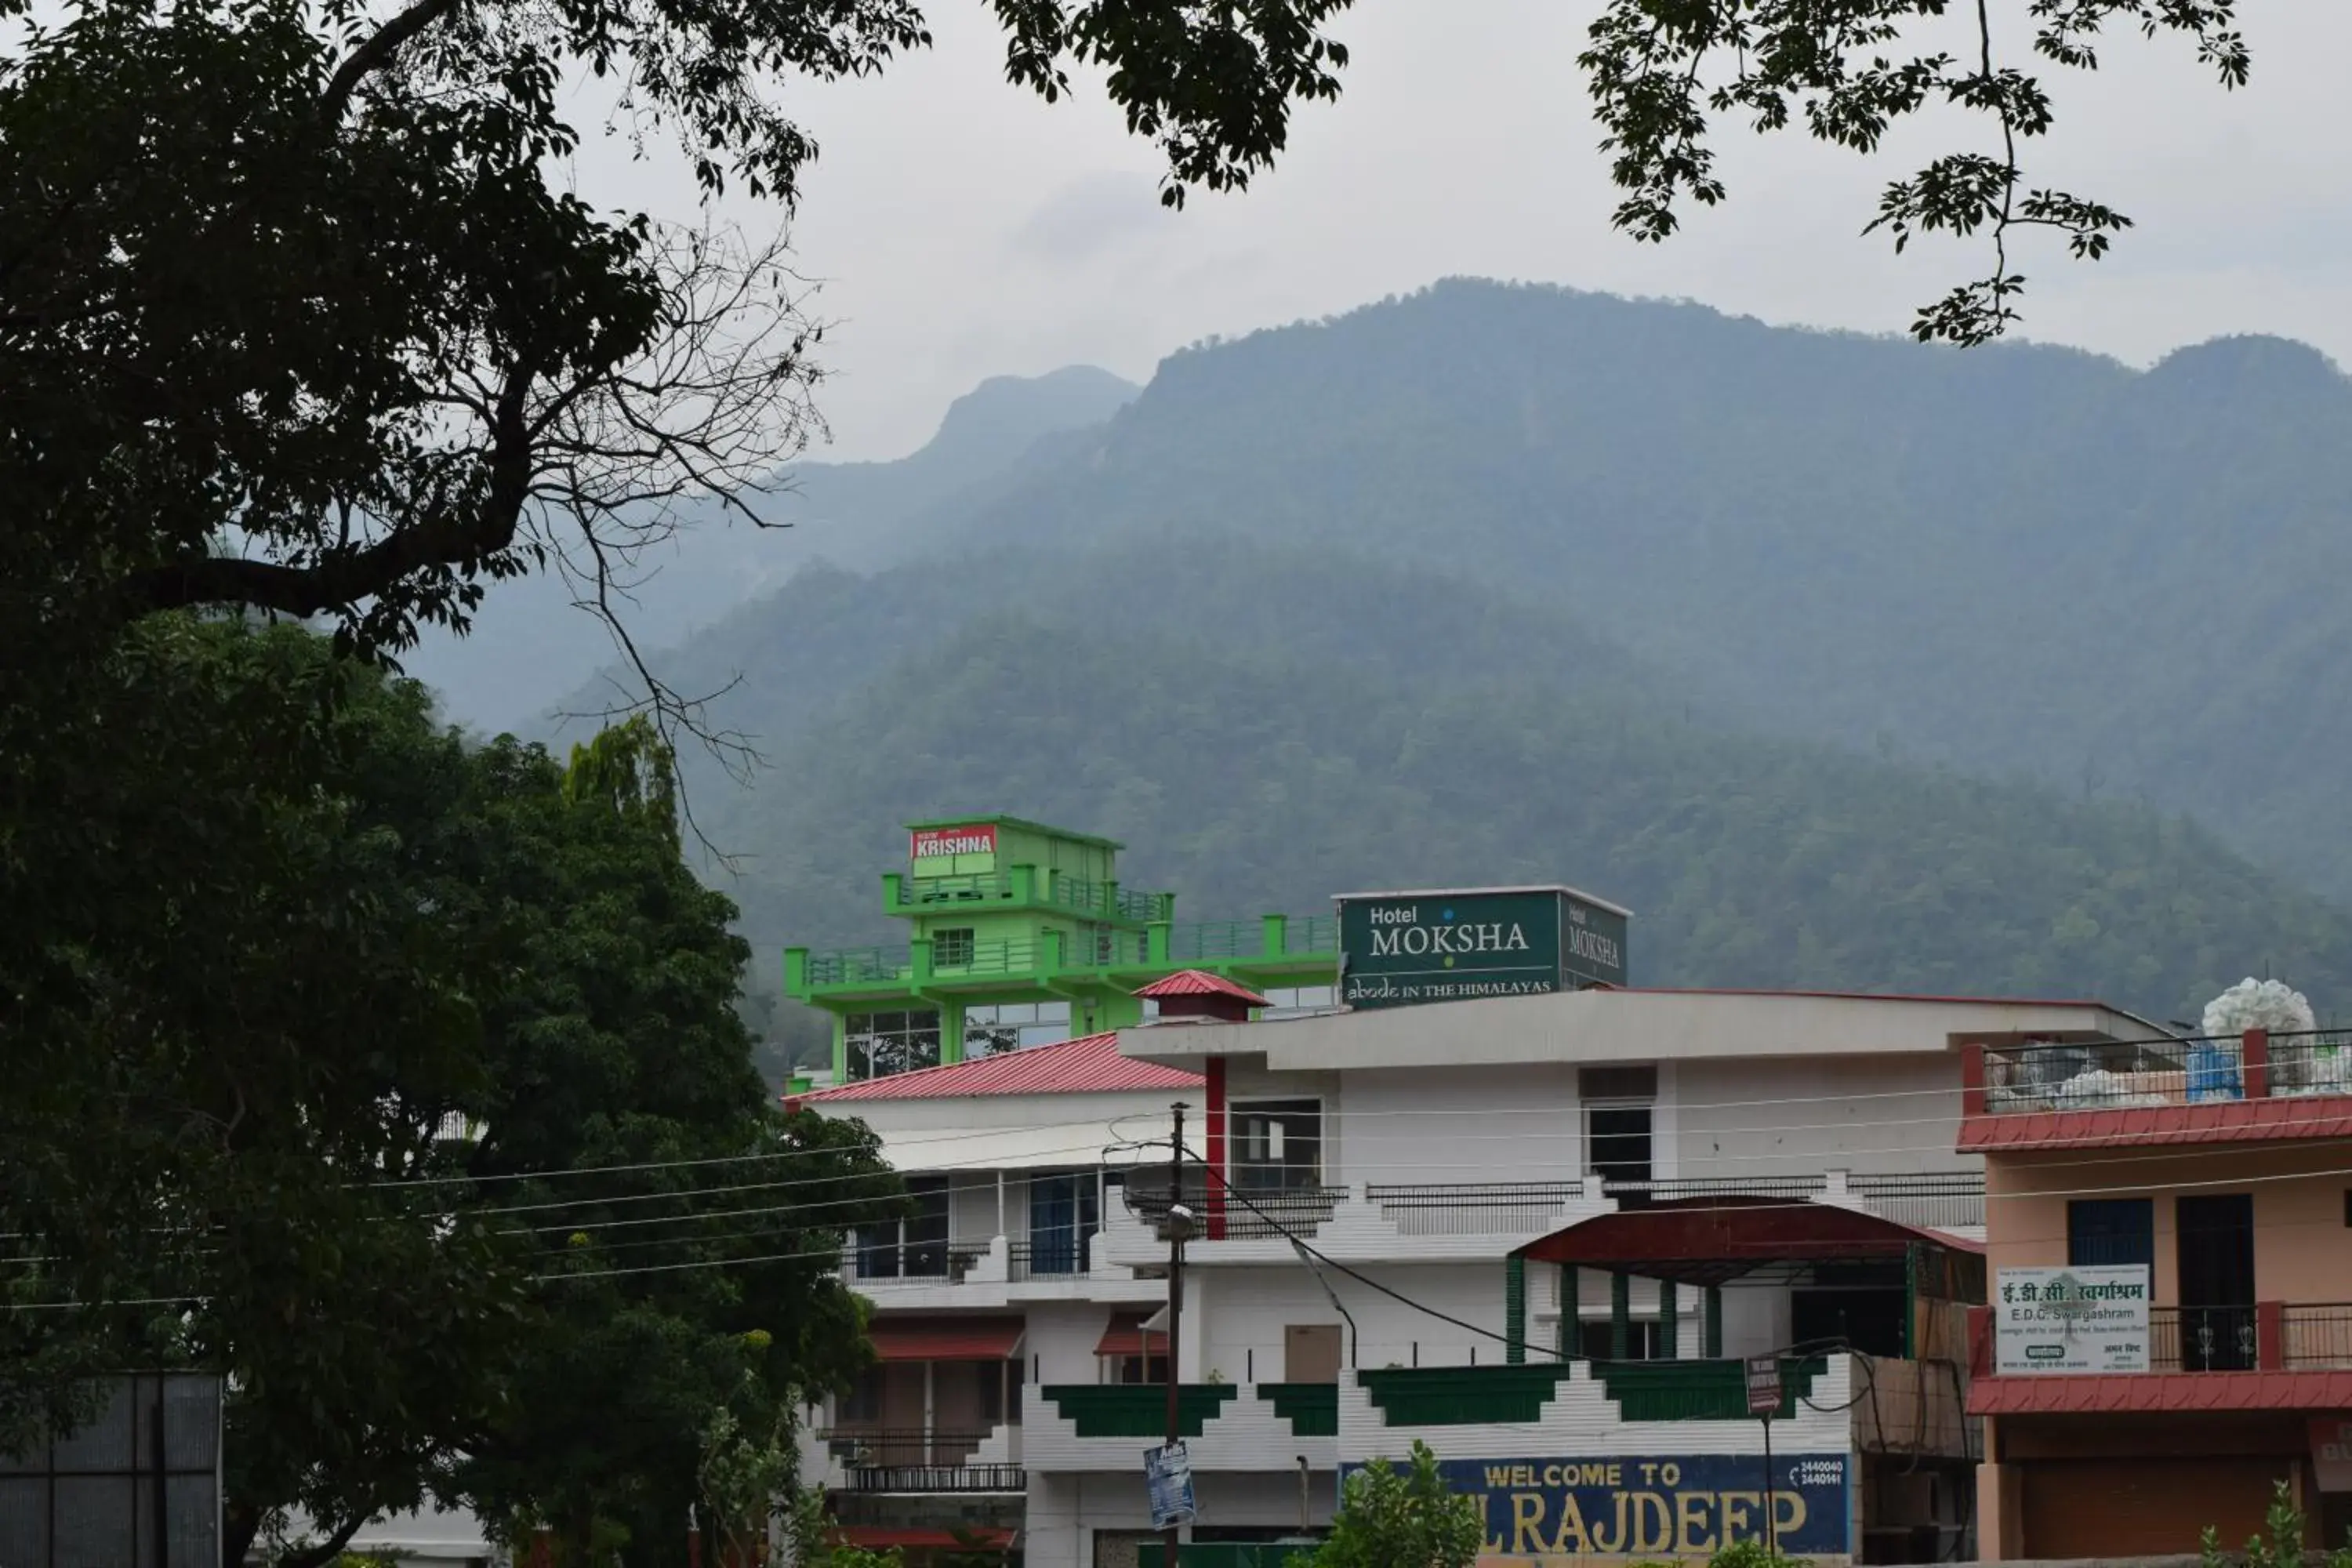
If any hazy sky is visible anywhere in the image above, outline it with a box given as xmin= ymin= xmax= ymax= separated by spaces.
xmin=579 ymin=3 xmax=2349 ymax=463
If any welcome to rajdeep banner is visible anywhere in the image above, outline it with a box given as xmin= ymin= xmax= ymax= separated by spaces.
xmin=1388 ymin=1452 xmax=1851 ymax=1560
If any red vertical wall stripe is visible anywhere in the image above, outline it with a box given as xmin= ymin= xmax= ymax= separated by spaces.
xmin=1206 ymin=1055 xmax=1228 ymax=1241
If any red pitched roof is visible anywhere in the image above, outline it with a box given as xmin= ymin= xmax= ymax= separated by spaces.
xmin=790 ymin=1032 xmax=1200 ymax=1105
xmin=1132 ymin=969 xmax=1269 ymax=1005
xmin=869 ymin=1317 xmax=1024 ymax=1361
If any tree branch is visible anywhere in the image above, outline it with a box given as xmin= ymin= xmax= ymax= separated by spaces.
xmin=116 ymin=355 xmax=539 ymax=623
xmin=321 ymin=0 xmax=470 ymax=123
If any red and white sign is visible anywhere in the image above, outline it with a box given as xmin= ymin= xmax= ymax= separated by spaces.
xmin=910 ymin=823 xmax=997 ymax=861
xmin=2311 ymin=1417 xmax=2352 ymax=1492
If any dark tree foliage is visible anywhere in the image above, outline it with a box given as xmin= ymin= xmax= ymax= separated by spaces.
xmin=0 ymin=625 xmax=901 ymax=1567
xmin=0 ymin=0 xmax=1352 ymax=671
xmin=1579 ymin=0 xmax=2252 ymax=343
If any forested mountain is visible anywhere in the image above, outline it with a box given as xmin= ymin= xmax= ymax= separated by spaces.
xmin=648 ymin=544 xmax=2352 ymax=1028
xmin=506 ymin=281 xmax=2352 ymax=1033
xmin=405 ymin=365 xmax=1137 ymax=734
xmin=798 ymin=284 xmax=2352 ymax=896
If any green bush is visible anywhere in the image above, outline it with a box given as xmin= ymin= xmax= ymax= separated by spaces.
xmin=2202 ymin=1482 xmax=2352 ymax=1568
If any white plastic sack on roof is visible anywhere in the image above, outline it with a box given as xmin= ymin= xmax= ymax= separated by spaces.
xmin=2201 ymin=978 xmax=2315 ymax=1039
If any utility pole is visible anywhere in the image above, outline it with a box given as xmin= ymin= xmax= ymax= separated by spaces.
xmin=1163 ymin=1098 xmax=1187 ymax=1568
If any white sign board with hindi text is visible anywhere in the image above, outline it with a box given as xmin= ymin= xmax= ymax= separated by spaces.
xmin=1995 ymin=1265 xmax=2151 ymax=1374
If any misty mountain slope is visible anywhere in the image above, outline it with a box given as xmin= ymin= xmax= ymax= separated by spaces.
xmin=405 ymin=365 xmax=1138 ymax=735
xmin=554 ymin=538 xmax=1687 ymax=753
xmin=841 ymin=283 xmax=2352 ymax=894
xmin=687 ymin=606 xmax=2352 ymax=1026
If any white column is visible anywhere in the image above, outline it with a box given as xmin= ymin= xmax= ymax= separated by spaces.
xmin=996 ymin=1168 xmax=1007 ymax=1237
xmin=923 ymin=1359 xmax=935 ymax=1465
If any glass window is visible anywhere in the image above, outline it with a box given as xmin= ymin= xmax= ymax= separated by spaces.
xmin=1579 ymin=1318 xmax=1668 ymax=1361
xmin=847 ymin=1010 xmax=941 ymax=1080
xmin=1232 ymin=1099 xmax=1322 ymax=1192
xmin=964 ymin=1001 xmax=1073 ymax=1058
xmin=2068 ymin=1198 xmax=2155 ymax=1269
xmin=1582 ymin=1065 xmax=1657 ymax=1188
xmin=1261 ymin=985 xmax=1338 ymax=1014
xmin=840 ymin=1367 xmax=885 ymax=1423
xmin=932 ymin=927 xmax=975 ymax=968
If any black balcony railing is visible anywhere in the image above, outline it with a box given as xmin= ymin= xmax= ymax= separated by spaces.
xmin=2151 ymin=1305 xmax=2259 ymax=1373
xmin=2283 ymin=1304 xmax=2352 ymax=1368
xmin=1603 ymin=1175 xmax=1824 ymax=1210
xmin=845 ymin=1241 xmax=988 ymax=1283
xmin=1849 ymin=1171 xmax=1987 ymax=1230
xmin=1219 ymin=1183 xmax=1346 ymax=1239
xmin=823 ymin=1430 xmax=1022 ymax=1493
xmin=1983 ymin=1029 xmax=2352 ymax=1113
xmin=1007 ymin=1233 xmax=1091 ymax=1280
xmin=1367 ymin=1181 xmax=1581 ymax=1236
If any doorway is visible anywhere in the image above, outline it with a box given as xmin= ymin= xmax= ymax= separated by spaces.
xmin=2176 ymin=1193 xmax=2256 ymax=1372
xmin=1285 ymin=1323 xmax=1343 ymax=1383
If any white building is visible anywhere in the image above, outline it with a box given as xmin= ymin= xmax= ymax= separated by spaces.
xmin=793 ymin=978 xmax=2161 ymax=1568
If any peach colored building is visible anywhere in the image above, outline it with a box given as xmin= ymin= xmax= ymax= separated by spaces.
xmin=1959 ymin=1029 xmax=2352 ymax=1559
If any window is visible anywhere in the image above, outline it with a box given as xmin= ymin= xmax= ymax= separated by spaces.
xmin=964 ymin=1000 xmax=1073 ymax=1058
xmin=840 ymin=1367 xmax=885 ymax=1424
xmin=979 ymin=1365 xmax=1004 ymax=1425
xmin=931 ymin=927 xmax=975 ymax=968
xmin=1579 ymin=1318 xmax=1669 ymax=1361
xmin=856 ymin=1175 xmax=950 ymax=1278
xmin=1115 ymin=1356 xmax=1170 ymax=1385
xmin=1262 ymin=985 xmax=1338 ymax=1015
xmin=1026 ymin=1171 xmax=1101 ymax=1275
xmin=1232 ymin=1099 xmax=1323 ymax=1192
xmin=1581 ymin=1065 xmax=1658 ymax=1189
xmin=846 ymin=1010 xmax=941 ymax=1080
xmin=2067 ymin=1198 xmax=2154 ymax=1269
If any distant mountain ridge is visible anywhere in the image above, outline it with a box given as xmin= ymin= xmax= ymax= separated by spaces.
xmin=404 ymin=364 xmax=1138 ymax=735
xmin=786 ymin=283 xmax=2352 ymax=896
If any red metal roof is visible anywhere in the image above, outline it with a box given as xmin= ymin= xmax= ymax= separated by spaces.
xmin=1962 ymin=1095 xmax=2352 ymax=1152
xmin=1094 ymin=1310 xmax=1167 ymax=1358
xmin=1132 ymin=969 xmax=1269 ymax=1005
xmin=1514 ymin=1196 xmax=1981 ymax=1286
xmin=1972 ymin=1370 xmax=2352 ymax=1416
xmin=790 ymin=1032 xmax=1200 ymax=1105
xmin=868 ymin=1317 xmax=1024 ymax=1362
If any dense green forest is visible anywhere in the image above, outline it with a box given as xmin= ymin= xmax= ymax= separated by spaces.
xmin=602 ymin=281 xmax=2351 ymax=896
xmin=924 ymin=284 xmax=2352 ymax=897
xmin=643 ymin=543 xmax=2352 ymax=1029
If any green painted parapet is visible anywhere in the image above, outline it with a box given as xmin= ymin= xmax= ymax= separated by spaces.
xmin=1592 ymin=1355 xmax=1829 ymax=1421
xmin=1356 ymin=1364 xmax=1576 ymax=1426
xmin=1042 ymin=1383 xmax=1238 ymax=1437
xmin=1261 ymin=1381 xmax=1339 ymax=1437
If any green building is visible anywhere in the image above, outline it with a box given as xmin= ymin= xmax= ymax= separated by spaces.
xmin=782 ymin=815 xmax=1340 ymax=1083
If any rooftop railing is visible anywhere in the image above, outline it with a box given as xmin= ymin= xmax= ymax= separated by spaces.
xmin=1980 ymin=1029 xmax=2352 ymax=1114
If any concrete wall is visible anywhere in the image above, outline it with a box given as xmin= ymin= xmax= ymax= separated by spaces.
xmin=1674 ymin=1053 xmax=1966 ymax=1180
xmin=1987 ymin=1141 xmax=2352 ymax=1301
xmin=1334 ymin=1064 xmax=1579 ymax=1187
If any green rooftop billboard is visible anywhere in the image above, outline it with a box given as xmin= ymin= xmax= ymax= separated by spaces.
xmin=1334 ymin=885 xmax=1629 ymax=1010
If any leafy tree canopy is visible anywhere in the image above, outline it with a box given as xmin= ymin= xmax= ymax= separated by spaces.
xmin=1305 ymin=1441 xmax=1483 ymax=1568
xmin=0 ymin=623 xmax=901 ymax=1567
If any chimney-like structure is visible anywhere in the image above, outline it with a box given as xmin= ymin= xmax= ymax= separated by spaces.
xmin=1131 ymin=971 xmax=1267 ymax=1242
xmin=1131 ymin=967 xmax=1268 ymax=1024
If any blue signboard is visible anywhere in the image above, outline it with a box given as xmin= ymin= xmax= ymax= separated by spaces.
xmin=1358 ymin=1453 xmax=1850 ymax=1559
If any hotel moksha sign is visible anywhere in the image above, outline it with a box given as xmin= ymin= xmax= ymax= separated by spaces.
xmin=1338 ymin=888 xmax=1628 ymax=1010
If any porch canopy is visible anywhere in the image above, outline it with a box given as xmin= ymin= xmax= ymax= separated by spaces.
xmin=868 ymin=1317 xmax=1025 ymax=1361
xmin=1512 ymin=1195 xmax=1984 ymax=1296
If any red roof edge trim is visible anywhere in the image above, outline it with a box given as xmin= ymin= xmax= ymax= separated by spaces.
xmin=794 ymin=1032 xmax=1200 ymax=1103
xmin=1133 ymin=969 xmax=1270 ymax=1005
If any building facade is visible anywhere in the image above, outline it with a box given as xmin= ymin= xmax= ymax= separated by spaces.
xmin=782 ymin=818 xmax=1341 ymax=1086
xmin=1962 ymin=1029 xmax=2352 ymax=1559
xmin=793 ymin=946 xmax=2166 ymax=1566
